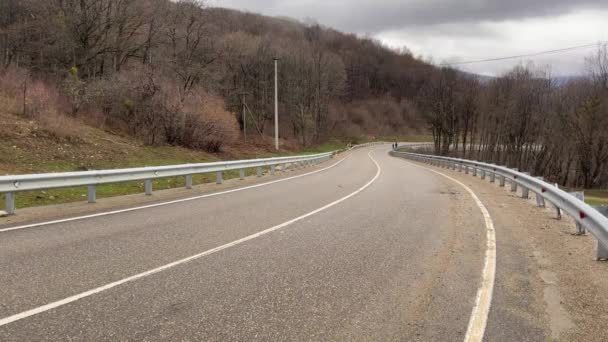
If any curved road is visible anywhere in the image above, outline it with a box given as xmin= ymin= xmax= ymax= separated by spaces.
xmin=0 ymin=146 xmax=489 ymax=341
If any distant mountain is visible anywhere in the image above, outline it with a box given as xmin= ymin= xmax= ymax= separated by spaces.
xmin=552 ymin=75 xmax=586 ymax=85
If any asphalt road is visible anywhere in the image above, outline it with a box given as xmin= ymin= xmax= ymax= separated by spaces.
xmin=0 ymin=146 xmax=489 ymax=341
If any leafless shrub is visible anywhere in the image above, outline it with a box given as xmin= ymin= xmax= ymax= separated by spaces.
xmin=0 ymin=66 xmax=63 ymax=120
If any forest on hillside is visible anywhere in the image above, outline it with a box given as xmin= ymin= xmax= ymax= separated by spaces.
xmin=1 ymin=0 xmax=607 ymax=188
xmin=421 ymin=48 xmax=608 ymax=189
xmin=0 ymin=0 xmax=429 ymax=151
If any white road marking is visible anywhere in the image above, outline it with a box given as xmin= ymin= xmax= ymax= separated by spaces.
xmin=399 ymin=158 xmax=496 ymax=342
xmin=0 ymin=154 xmax=353 ymax=233
xmin=0 ymin=150 xmax=382 ymax=327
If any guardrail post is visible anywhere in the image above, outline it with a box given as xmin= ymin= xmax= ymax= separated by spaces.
xmin=145 ymin=180 xmax=153 ymax=195
xmin=464 ymin=165 xmax=469 ymax=174
xmin=490 ymin=168 xmax=496 ymax=183
xmin=185 ymin=175 xmax=193 ymax=189
xmin=216 ymin=171 xmax=223 ymax=184
xmin=499 ymin=175 xmax=506 ymax=187
xmin=472 ymin=168 xmax=477 ymax=177
xmin=257 ymin=167 xmax=263 ymax=177
xmin=510 ymin=180 xmax=518 ymax=192
xmin=480 ymin=169 xmax=486 ymax=180
xmin=593 ymin=206 xmax=608 ymax=260
xmin=271 ymin=165 xmax=276 ymax=175
xmin=458 ymin=163 xmax=462 ymax=172
xmin=597 ymin=241 xmax=608 ymax=261
xmin=521 ymin=172 xmax=530 ymax=199
xmin=510 ymin=169 xmax=519 ymax=192
xmin=239 ymin=169 xmax=245 ymax=180
xmin=535 ymin=177 xmax=546 ymax=207
xmin=554 ymin=183 xmax=562 ymax=219
xmin=5 ymin=192 xmax=15 ymax=215
xmin=570 ymin=191 xmax=586 ymax=235
xmin=87 ymin=185 xmax=96 ymax=203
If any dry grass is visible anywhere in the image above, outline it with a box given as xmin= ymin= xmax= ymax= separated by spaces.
xmin=0 ymin=108 xmax=343 ymax=210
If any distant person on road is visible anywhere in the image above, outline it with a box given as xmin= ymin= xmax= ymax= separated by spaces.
xmin=395 ymin=142 xmax=399 ymax=150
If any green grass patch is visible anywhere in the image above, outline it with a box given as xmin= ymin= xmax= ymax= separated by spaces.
xmin=378 ymin=135 xmax=434 ymax=143
xmin=586 ymin=197 xmax=608 ymax=207
xmin=1 ymin=167 xmax=271 ymax=210
xmin=578 ymin=189 xmax=608 ymax=207
xmin=301 ymin=140 xmax=347 ymax=154
xmin=584 ymin=189 xmax=608 ymax=199
xmin=0 ymin=110 xmax=348 ymax=212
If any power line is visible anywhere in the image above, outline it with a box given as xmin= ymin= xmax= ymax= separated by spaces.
xmin=440 ymin=41 xmax=607 ymax=67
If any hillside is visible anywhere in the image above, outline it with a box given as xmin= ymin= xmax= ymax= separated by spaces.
xmin=0 ymin=0 xmax=427 ymax=151
xmin=0 ymin=109 xmax=336 ymax=209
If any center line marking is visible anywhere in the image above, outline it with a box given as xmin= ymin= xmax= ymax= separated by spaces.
xmin=397 ymin=157 xmax=496 ymax=342
xmin=0 ymin=149 xmax=382 ymax=327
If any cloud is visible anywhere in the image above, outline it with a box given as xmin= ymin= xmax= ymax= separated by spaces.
xmin=378 ymin=9 xmax=608 ymax=76
xmin=212 ymin=0 xmax=608 ymax=76
xmin=215 ymin=0 xmax=607 ymax=33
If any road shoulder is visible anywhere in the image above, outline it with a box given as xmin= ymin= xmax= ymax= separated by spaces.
xmin=407 ymin=159 xmax=608 ymax=341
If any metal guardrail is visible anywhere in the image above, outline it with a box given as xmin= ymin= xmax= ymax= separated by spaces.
xmin=392 ymin=150 xmax=608 ymax=261
xmin=1 ymin=142 xmax=384 ymax=216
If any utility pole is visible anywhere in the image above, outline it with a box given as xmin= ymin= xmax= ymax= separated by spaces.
xmin=242 ymin=94 xmax=247 ymax=141
xmin=238 ymin=92 xmax=248 ymax=141
xmin=273 ymin=57 xmax=280 ymax=150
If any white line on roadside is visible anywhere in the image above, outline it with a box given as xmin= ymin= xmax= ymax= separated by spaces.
xmin=0 ymin=154 xmax=354 ymax=233
xmin=0 ymin=150 xmax=382 ymax=327
xmin=399 ymin=159 xmax=496 ymax=342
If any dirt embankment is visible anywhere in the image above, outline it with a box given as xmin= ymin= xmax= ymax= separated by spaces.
xmin=0 ymin=111 xmax=322 ymax=210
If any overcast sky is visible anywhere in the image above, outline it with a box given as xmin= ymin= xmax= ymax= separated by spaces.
xmin=212 ymin=0 xmax=608 ymax=77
